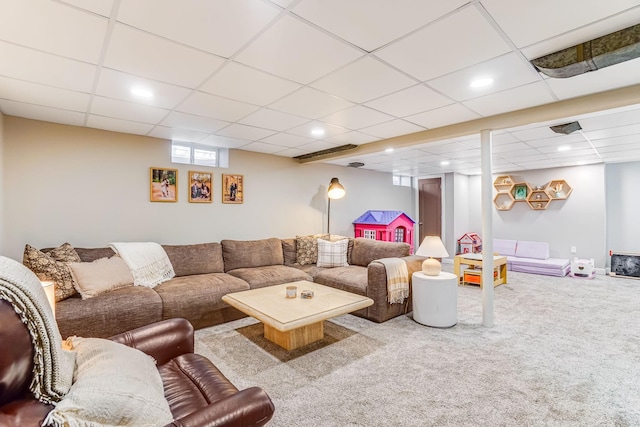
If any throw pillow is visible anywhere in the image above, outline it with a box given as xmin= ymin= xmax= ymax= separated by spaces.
xmin=44 ymin=336 xmax=173 ymax=427
xmin=296 ymin=234 xmax=329 ymax=266
xmin=68 ymin=257 xmax=135 ymax=299
xmin=23 ymin=243 xmax=81 ymax=302
xmin=316 ymin=238 xmax=349 ymax=268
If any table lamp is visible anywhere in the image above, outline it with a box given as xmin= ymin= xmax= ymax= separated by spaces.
xmin=41 ymin=280 xmax=56 ymax=317
xmin=415 ymin=236 xmax=449 ymax=276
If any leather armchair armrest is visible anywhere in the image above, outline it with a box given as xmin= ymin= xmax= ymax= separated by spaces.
xmin=109 ymin=318 xmax=194 ymax=365
xmin=165 ymin=387 xmax=275 ymax=427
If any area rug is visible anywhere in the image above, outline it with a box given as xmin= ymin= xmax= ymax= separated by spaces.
xmin=194 ymin=270 xmax=640 ymax=426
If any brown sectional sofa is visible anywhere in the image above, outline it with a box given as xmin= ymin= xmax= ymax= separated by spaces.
xmin=46 ymin=237 xmax=423 ymax=339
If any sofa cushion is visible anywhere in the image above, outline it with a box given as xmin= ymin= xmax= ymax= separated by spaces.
xmin=24 ymin=243 xmax=81 ymax=302
xmin=227 ymin=265 xmax=311 ymax=289
xmin=154 ymin=273 xmax=249 ymax=324
xmin=281 ymin=238 xmax=297 ymax=266
xmin=317 ymin=238 xmax=349 ymax=268
xmin=515 ymin=241 xmax=550 ymax=260
xmin=73 ymin=247 xmax=116 ymax=262
xmin=314 ymin=266 xmax=367 ymax=296
xmin=510 ymin=258 xmax=570 ymax=276
xmin=222 ymin=238 xmax=284 ymax=272
xmin=493 ymin=239 xmax=518 ymax=257
xmin=295 ymin=234 xmax=329 ymax=266
xmin=68 ymin=257 xmax=134 ymax=299
xmin=162 ymin=243 xmax=224 ymax=276
xmin=350 ymin=238 xmax=410 ymax=267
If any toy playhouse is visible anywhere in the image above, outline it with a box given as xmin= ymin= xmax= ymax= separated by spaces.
xmin=353 ymin=210 xmax=415 ymax=253
xmin=457 ymin=232 xmax=482 ymax=254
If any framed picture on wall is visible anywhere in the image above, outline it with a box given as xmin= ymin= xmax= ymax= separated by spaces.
xmin=513 ymin=184 xmax=528 ymax=200
xmin=150 ymin=167 xmax=177 ymax=202
xmin=222 ymin=174 xmax=243 ymax=204
xmin=188 ymin=171 xmax=212 ymax=203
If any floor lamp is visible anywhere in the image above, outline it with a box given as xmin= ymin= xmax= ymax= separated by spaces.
xmin=327 ymin=177 xmax=345 ymax=235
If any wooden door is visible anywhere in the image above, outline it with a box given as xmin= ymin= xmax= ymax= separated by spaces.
xmin=418 ymin=178 xmax=442 ymax=242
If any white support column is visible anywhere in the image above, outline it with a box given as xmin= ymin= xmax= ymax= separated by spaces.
xmin=480 ymin=129 xmax=494 ymax=327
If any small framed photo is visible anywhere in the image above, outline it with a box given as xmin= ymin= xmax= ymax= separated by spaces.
xmin=514 ymin=184 xmax=528 ymax=200
xmin=189 ymin=171 xmax=212 ymax=203
xmin=222 ymin=174 xmax=243 ymax=204
xmin=150 ymin=167 xmax=177 ymax=202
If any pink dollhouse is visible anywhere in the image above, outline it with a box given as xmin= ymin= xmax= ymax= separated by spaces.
xmin=457 ymin=232 xmax=482 ymax=254
xmin=353 ymin=210 xmax=416 ymax=253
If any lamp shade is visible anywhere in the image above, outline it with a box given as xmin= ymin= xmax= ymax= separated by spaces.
xmin=415 ymin=236 xmax=449 ymax=276
xmin=327 ymin=177 xmax=345 ymax=199
xmin=41 ymin=280 xmax=56 ymax=317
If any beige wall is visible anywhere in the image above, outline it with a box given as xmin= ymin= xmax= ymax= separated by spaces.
xmin=0 ymin=116 xmax=414 ymax=261
xmin=0 ymin=112 xmax=4 ymax=254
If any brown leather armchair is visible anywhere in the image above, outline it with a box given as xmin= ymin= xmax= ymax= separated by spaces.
xmin=0 ymin=300 xmax=274 ymax=426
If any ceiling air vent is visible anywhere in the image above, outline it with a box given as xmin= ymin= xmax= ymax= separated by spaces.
xmin=550 ymin=121 xmax=582 ymax=135
xmin=348 ymin=162 xmax=365 ymax=168
xmin=293 ymin=144 xmax=358 ymax=160
xmin=531 ymin=24 xmax=640 ymax=78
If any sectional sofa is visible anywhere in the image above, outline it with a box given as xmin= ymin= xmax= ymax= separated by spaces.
xmin=31 ymin=237 xmax=423 ymax=338
xmin=493 ymin=239 xmax=570 ymax=277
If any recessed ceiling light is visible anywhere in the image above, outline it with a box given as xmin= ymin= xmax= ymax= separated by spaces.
xmin=385 ymin=148 xmax=394 ymax=153
xmin=469 ymin=77 xmax=494 ymax=88
xmin=131 ymin=86 xmax=153 ymax=98
xmin=440 ymin=160 xmax=450 ymax=166
xmin=557 ymin=145 xmax=571 ymax=152
xmin=311 ymin=128 xmax=325 ymax=137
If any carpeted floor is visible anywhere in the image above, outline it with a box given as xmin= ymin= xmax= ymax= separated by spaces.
xmin=194 ymin=269 xmax=640 ymax=426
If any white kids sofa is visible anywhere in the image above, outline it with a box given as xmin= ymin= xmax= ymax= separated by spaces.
xmin=493 ymin=239 xmax=570 ymax=277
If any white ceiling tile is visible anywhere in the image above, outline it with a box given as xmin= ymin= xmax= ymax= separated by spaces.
xmin=0 ymin=42 xmax=96 ymax=92
xmin=463 ymin=82 xmax=556 ymax=117
xmin=375 ymin=6 xmax=511 ymax=81
xmin=272 ymin=147 xmax=309 ymax=157
xmin=311 ymin=57 xmax=416 ymax=103
xmin=0 ymin=76 xmax=90 ymax=112
xmin=428 ymin=53 xmax=541 ymax=101
xmin=239 ymin=142 xmax=286 ymax=154
xmin=148 ymin=126 xmax=208 ymax=142
xmin=238 ymin=108 xmax=309 ymax=131
xmin=287 ymin=121 xmax=349 ymax=139
xmin=177 ymin=92 xmax=260 ymax=122
xmin=104 ymin=24 xmax=226 ymax=88
xmin=292 ymin=0 xmax=468 ymax=52
xmin=492 ymin=142 xmax=536 ymax=153
xmin=405 ymin=104 xmax=481 ymax=129
xmin=235 ymin=15 xmax=363 ymax=84
xmin=482 ymin=0 xmax=640 ymax=48
xmin=117 ymin=0 xmax=280 ymax=57
xmin=579 ymin=106 xmax=640 ymax=131
xmin=0 ymin=0 xmax=108 ymax=63
xmin=59 ymin=0 xmax=114 ymax=17
xmin=199 ymin=135 xmax=251 ymax=149
xmin=591 ymin=134 xmax=640 ymax=148
xmin=364 ymin=84 xmax=453 ymax=118
xmin=260 ymin=132 xmax=314 ymax=148
xmin=86 ymin=115 xmax=154 ymax=135
xmin=269 ymin=0 xmax=294 ymax=8
xmin=96 ymin=69 xmax=191 ymax=109
xmin=160 ymin=112 xmax=229 ymax=133
xmin=200 ymin=62 xmax=301 ymax=105
xmin=323 ymin=131 xmax=380 ymax=145
xmin=296 ymin=140 xmax=341 ymax=153
xmin=360 ymin=119 xmax=426 ymax=139
xmin=586 ymin=124 xmax=640 ymax=141
xmin=214 ymin=123 xmax=276 ymax=140
xmin=546 ymin=57 xmax=640 ymax=100
xmin=269 ymin=87 xmax=354 ymax=119
xmin=0 ymin=99 xmax=86 ymax=126
xmin=321 ymin=105 xmax=395 ymax=130
xmin=90 ymin=96 xmax=169 ymax=124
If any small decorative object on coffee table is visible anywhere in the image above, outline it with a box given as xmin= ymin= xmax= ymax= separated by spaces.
xmin=300 ymin=290 xmax=314 ymax=299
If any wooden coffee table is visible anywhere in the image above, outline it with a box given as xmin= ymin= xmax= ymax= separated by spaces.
xmin=222 ymin=281 xmax=373 ymax=350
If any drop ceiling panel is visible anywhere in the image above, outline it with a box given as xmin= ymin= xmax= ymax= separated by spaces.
xmin=239 ymin=108 xmax=309 ymax=132
xmin=0 ymin=0 xmax=108 ymax=63
xmin=292 ymin=0 xmax=468 ymax=52
xmin=269 ymin=87 xmax=354 ymax=119
xmin=321 ymin=105 xmax=395 ymax=130
xmin=360 ymin=119 xmax=426 ymax=139
xmin=375 ymin=6 xmax=512 ymax=81
xmin=160 ymin=112 xmax=229 ymax=134
xmin=200 ymin=62 xmax=301 ymax=105
xmin=215 ymin=123 xmax=276 ymax=140
xmin=148 ymin=126 xmax=208 ymax=142
xmin=286 ymin=121 xmax=349 ymax=139
xmin=0 ymin=42 xmax=96 ymax=92
xmin=364 ymin=84 xmax=453 ymax=117
xmin=260 ymin=132 xmax=314 ymax=148
xmin=86 ymin=115 xmax=154 ymax=135
xmin=104 ymin=24 xmax=226 ymax=88
xmin=0 ymin=76 xmax=90 ymax=112
xmin=463 ymin=82 xmax=556 ymax=117
xmin=117 ymin=0 xmax=280 ymax=57
xmin=0 ymin=99 xmax=86 ymax=127
xmin=324 ymin=131 xmax=380 ymax=145
xmin=481 ymin=0 xmax=640 ymax=48
xmin=59 ymin=0 xmax=114 ymax=17
xmin=199 ymin=135 xmax=251 ymax=149
xmin=585 ymin=123 xmax=640 ymax=141
xmin=310 ymin=57 xmax=416 ymax=103
xmin=177 ymin=92 xmax=260 ymax=122
xmin=235 ymin=15 xmax=363 ymax=84
xmin=240 ymin=141 xmax=287 ymax=154
xmin=90 ymin=96 xmax=169 ymax=124
xmin=405 ymin=103 xmax=480 ymax=129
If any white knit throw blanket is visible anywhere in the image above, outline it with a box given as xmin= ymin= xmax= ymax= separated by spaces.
xmin=374 ymin=257 xmax=409 ymax=304
xmin=109 ymin=242 xmax=175 ymax=288
xmin=0 ymin=256 xmax=75 ymax=404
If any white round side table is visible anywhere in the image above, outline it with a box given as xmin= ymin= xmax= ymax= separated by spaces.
xmin=412 ymin=271 xmax=458 ymax=328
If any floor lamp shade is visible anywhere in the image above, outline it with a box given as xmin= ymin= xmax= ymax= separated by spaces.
xmin=327 ymin=178 xmax=345 ymax=235
xmin=415 ymin=236 xmax=449 ymax=276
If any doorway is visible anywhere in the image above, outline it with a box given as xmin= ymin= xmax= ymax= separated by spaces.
xmin=418 ymin=178 xmax=442 ymax=243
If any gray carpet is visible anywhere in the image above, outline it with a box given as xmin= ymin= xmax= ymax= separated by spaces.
xmin=194 ymin=269 xmax=640 ymax=426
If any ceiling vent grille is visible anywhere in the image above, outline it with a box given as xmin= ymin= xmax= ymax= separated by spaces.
xmin=550 ymin=121 xmax=582 ymax=135
xmin=348 ymin=162 xmax=365 ymax=168
xmin=531 ymin=24 xmax=640 ymax=78
xmin=294 ymin=144 xmax=358 ymax=160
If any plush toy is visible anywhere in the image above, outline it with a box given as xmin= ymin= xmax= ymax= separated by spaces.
xmin=570 ymin=257 xmax=595 ymax=279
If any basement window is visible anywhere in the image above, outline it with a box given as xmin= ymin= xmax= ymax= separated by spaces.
xmin=393 ymin=175 xmax=412 ymax=187
xmin=171 ymin=142 xmax=229 ymax=168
